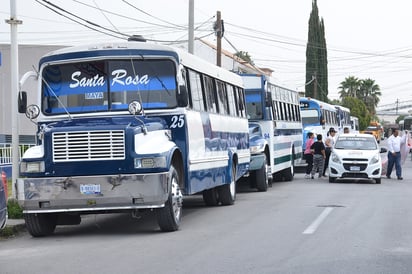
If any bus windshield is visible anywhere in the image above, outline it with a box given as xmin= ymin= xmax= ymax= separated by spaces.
xmin=245 ymin=91 xmax=263 ymax=120
xmin=301 ymin=109 xmax=319 ymax=125
xmin=41 ymin=59 xmax=177 ymax=114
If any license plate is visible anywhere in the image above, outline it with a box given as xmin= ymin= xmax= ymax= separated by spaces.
xmin=350 ymin=166 xmax=360 ymax=171
xmin=80 ymin=184 xmax=101 ymax=195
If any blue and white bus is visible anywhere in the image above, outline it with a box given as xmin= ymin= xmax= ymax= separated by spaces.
xmin=299 ymin=97 xmax=338 ymax=164
xmin=334 ymin=105 xmax=351 ymax=133
xmin=17 ymin=41 xmax=250 ymax=236
xmin=350 ymin=116 xmax=360 ymax=133
xmin=241 ymin=74 xmax=302 ymax=187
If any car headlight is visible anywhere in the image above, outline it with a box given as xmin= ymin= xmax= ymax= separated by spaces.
xmin=331 ymin=153 xmax=341 ymax=164
xmin=20 ymin=161 xmax=45 ymax=173
xmin=370 ymin=153 xmax=380 ymax=164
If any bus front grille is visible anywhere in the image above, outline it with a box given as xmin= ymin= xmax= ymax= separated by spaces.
xmin=52 ymin=130 xmax=125 ymax=162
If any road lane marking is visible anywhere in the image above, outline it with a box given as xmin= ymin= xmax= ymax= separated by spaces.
xmin=303 ymin=207 xmax=334 ymax=234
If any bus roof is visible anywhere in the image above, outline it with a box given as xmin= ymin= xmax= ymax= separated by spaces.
xmin=39 ymin=41 xmax=244 ymax=87
xmin=300 ymin=97 xmax=336 ymax=112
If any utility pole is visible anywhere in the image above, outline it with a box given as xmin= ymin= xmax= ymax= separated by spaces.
xmin=6 ymin=0 xmax=22 ymax=199
xmin=396 ymin=98 xmax=399 ymax=115
xmin=313 ymin=71 xmax=317 ymax=99
xmin=188 ymin=0 xmax=194 ymax=54
xmin=215 ymin=11 xmax=223 ymax=67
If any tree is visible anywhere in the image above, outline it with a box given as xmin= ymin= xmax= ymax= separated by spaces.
xmin=235 ymin=51 xmax=254 ymax=65
xmin=359 ymin=78 xmax=381 ymax=116
xmin=340 ymin=96 xmax=371 ymax=130
xmin=338 ymin=76 xmax=360 ymax=98
xmin=305 ymin=0 xmax=328 ymax=102
xmin=396 ymin=114 xmax=407 ymax=124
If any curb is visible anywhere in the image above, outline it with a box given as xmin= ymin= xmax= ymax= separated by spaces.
xmin=0 ymin=219 xmax=26 ymax=238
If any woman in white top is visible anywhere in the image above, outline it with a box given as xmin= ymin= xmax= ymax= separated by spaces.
xmin=323 ymin=127 xmax=336 ymax=176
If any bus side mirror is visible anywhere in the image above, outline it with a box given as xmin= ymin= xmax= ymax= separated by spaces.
xmin=18 ymin=91 xmax=27 ymax=113
xmin=177 ymin=85 xmax=189 ymax=107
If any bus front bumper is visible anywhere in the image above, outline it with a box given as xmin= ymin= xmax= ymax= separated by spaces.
xmin=17 ymin=172 xmax=169 ymax=213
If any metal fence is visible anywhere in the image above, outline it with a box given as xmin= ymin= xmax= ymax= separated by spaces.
xmin=0 ymin=144 xmax=34 ymax=164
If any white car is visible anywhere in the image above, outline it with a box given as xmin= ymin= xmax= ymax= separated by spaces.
xmin=328 ymin=134 xmax=387 ymax=184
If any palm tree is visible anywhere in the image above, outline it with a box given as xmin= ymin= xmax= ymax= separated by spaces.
xmin=359 ymin=78 xmax=381 ymax=115
xmin=338 ymin=76 xmax=360 ymax=99
xmin=235 ymin=51 xmax=254 ymax=65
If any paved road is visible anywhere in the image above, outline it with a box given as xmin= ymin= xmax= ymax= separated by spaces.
xmin=1 ymin=152 xmax=412 ymax=274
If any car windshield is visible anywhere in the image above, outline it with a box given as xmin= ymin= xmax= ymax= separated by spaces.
xmin=334 ymin=136 xmax=377 ymax=150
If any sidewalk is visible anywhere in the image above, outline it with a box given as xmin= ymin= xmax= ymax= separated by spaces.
xmin=5 ymin=218 xmax=26 ymax=230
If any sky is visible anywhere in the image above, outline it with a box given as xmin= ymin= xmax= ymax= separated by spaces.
xmin=1 ymin=0 xmax=412 ymax=111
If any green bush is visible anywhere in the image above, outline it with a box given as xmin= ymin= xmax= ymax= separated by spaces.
xmin=7 ymin=198 xmax=23 ymax=219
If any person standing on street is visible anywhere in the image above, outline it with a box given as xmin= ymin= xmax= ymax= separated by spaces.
xmin=310 ymin=134 xmax=326 ymax=179
xmin=386 ymin=129 xmax=407 ymax=180
xmin=323 ymin=127 xmax=336 ymax=176
xmin=304 ymin=132 xmax=315 ymax=178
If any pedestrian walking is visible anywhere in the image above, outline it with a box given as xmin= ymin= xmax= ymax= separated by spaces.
xmin=310 ymin=134 xmax=326 ymax=179
xmin=323 ymin=127 xmax=336 ymax=176
xmin=386 ymin=129 xmax=407 ymax=180
xmin=304 ymin=132 xmax=315 ymax=178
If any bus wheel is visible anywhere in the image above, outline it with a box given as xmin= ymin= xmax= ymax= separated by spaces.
xmin=157 ymin=165 xmax=183 ymax=232
xmin=255 ymin=155 xmax=269 ymax=192
xmin=218 ymin=163 xmax=236 ymax=205
xmin=202 ymin=188 xmax=219 ymax=206
xmin=24 ymin=213 xmax=57 ymax=237
xmin=283 ymin=155 xmax=295 ymax=181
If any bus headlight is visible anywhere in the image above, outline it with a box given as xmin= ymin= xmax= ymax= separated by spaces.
xmin=250 ymin=143 xmax=264 ymax=154
xmin=20 ymin=161 xmax=45 ymax=173
xmin=134 ymin=157 xmax=167 ymax=169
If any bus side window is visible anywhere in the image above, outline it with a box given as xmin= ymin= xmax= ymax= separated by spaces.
xmin=202 ymin=75 xmax=217 ymax=113
xmin=320 ymin=114 xmax=325 ymax=125
xmin=188 ymin=69 xmax=205 ymax=111
xmin=226 ymin=84 xmax=237 ymax=116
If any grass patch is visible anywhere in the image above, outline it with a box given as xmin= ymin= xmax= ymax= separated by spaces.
xmin=0 ymin=226 xmax=17 ymax=238
xmin=7 ymin=199 xmax=23 ymax=219
xmin=0 ymin=223 xmax=25 ymax=239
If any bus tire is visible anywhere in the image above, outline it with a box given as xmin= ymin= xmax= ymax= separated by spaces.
xmin=283 ymin=153 xmax=295 ymax=181
xmin=255 ymin=155 xmax=268 ymax=192
xmin=24 ymin=213 xmax=57 ymax=237
xmin=157 ymin=165 xmax=183 ymax=232
xmin=218 ymin=163 xmax=236 ymax=205
xmin=202 ymin=188 xmax=219 ymax=206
